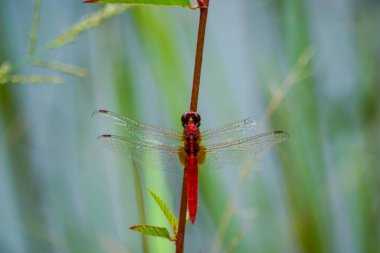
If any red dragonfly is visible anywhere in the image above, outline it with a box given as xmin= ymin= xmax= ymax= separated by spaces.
xmin=94 ymin=110 xmax=288 ymax=224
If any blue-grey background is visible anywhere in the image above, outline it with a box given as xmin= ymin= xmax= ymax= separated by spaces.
xmin=1 ymin=0 xmax=379 ymax=252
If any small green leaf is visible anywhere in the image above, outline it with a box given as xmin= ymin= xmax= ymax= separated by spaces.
xmin=130 ymin=224 xmax=173 ymax=240
xmin=149 ymin=189 xmax=178 ymax=232
xmin=84 ymin=0 xmax=191 ymax=8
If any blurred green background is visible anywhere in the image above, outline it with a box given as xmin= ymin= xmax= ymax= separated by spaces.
xmin=1 ymin=1 xmax=379 ymax=252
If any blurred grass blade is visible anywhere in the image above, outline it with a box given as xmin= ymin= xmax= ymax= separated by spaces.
xmin=265 ymin=47 xmax=314 ymax=117
xmin=31 ymin=59 xmax=87 ymax=77
xmin=0 ymin=62 xmax=12 ymax=84
xmin=132 ymin=163 xmax=150 ymax=253
xmin=149 ymin=189 xmax=178 ymax=232
xmin=130 ymin=224 xmax=173 ymax=240
xmin=84 ymin=0 xmax=191 ymax=8
xmin=28 ymin=0 xmax=41 ymax=56
xmin=50 ymin=4 xmax=131 ymax=49
xmin=9 ymin=75 xmax=63 ymax=84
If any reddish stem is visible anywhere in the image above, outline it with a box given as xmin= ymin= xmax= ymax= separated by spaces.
xmin=189 ymin=1 xmax=209 ymax=112
xmin=175 ymin=172 xmax=188 ymax=252
xmin=176 ymin=1 xmax=209 ymax=252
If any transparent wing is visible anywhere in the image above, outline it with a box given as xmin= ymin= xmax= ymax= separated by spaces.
xmin=93 ymin=110 xmax=182 ymax=146
xmin=98 ymin=134 xmax=184 ymax=171
xmin=94 ymin=111 xmax=288 ymax=171
xmin=199 ymin=131 xmax=289 ymax=170
xmin=201 ymin=117 xmax=257 ymax=145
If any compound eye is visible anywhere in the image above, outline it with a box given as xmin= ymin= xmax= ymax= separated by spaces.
xmin=192 ymin=112 xmax=201 ymax=126
xmin=181 ymin=113 xmax=188 ymax=127
xmin=196 ymin=113 xmax=201 ymax=124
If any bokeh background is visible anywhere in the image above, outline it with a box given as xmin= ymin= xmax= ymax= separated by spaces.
xmin=1 ymin=0 xmax=380 ymax=252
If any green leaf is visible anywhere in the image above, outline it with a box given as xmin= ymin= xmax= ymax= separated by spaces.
xmin=130 ymin=224 xmax=173 ymax=240
xmin=84 ymin=0 xmax=191 ymax=8
xmin=149 ymin=189 xmax=178 ymax=232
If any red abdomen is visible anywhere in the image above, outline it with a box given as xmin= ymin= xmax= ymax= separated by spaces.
xmin=186 ymin=155 xmax=198 ymax=224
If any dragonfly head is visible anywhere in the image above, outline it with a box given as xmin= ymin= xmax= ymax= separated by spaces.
xmin=181 ymin=111 xmax=201 ymax=128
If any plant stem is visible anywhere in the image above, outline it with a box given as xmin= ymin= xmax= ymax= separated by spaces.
xmin=176 ymin=1 xmax=209 ymax=252
xmin=189 ymin=0 xmax=209 ymax=112
xmin=175 ymin=172 xmax=188 ymax=252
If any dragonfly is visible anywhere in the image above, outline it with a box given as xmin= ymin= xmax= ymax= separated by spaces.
xmin=93 ymin=109 xmax=289 ymax=224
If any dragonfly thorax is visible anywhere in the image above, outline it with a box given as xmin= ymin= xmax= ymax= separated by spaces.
xmin=183 ymin=116 xmax=201 ymax=155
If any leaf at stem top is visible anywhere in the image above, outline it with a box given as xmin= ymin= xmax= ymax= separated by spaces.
xmin=130 ymin=224 xmax=173 ymax=240
xmin=149 ymin=189 xmax=178 ymax=232
xmin=84 ymin=0 xmax=191 ymax=8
